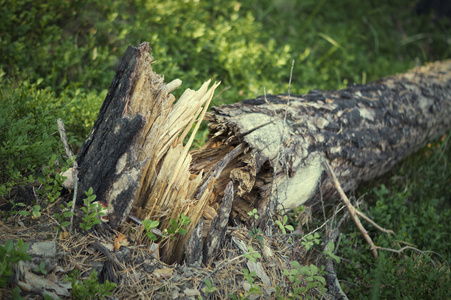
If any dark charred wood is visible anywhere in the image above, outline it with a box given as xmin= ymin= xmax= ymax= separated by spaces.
xmin=76 ymin=44 xmax=149 ymax=228
xmin=185 ymin=218 xmax=204 ymax=267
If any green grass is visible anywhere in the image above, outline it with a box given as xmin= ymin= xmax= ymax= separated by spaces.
xmin=337 ymin=136 xmax=451 ymax=299
xmin=1 ymin=0 xmax=450 ymax=298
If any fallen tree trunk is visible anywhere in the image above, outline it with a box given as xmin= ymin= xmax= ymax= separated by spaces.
xmin=192 ymin=60 xmax=451 ymax=224
xmin=74 ymin=42 xmax=451 ymax=263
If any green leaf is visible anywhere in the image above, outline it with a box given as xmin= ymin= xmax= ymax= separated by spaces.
xmin=143 ymin=219 xmax=159 ymax=230
xmin=205 ymin=278 xmax=212 ymax=288
xmin=314 ymin=275 xmax=326 ymax=285
xmin=63 ymin=211 xmax=74 ymax=218
xmin=309 ymin=264 xmax=319 ymax=274
xmin=328 ymin=241 xmax=335 ymax=252
xmin=5 ymin=240 xmax=14 ymax=253
xmin=177 ymin=228 xmax=187 ymax=235
xmin=306 ymin=281 xmax=317 ymax=289
xmin=17 ymin=239 xmax=30 ymax=255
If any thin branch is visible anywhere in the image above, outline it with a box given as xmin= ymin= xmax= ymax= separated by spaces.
xmin=354 ymin=209 xmax=394 ymax=235
xmin=283 ymin=59 xmax=295 ymax=122
xmin=57 ymin=118 xmax=78 ymax=233
xmin=322 ymin=160 xmax=379 ymax=258
xmin=375 ymin=246 xmax=444 ymax=269
xmin=265 ymin=205 xmax=346 ymax=238
xmin=323 ymin=215 xmax=349 ymax=300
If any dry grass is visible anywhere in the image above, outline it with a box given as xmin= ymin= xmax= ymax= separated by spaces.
xmin=0 ymin=199 xmax=329 ymax=299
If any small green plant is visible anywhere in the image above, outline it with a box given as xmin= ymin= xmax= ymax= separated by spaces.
xmin=143 ymin=214 xmax=191 ymax=244
xmin=20 ymin=204 xmax=42 ymax=219
xmin=167 ymin=213 xmax=191 ymax=237
xmin=34 ymin=261 xmax=47 ymax=275
xmin=12 ymin=286 xmax=25 ymax=299
xmin=301 ymin=232 xmax=321 ymax=252
xmin=229 ymin=245 xmax=264 ymax=299
xmin=54 ymin=200 xmax=75 ymax=230
xmin=249 ymin=227 xmax=264 ymax=244
xmin=2 ymin=200 xmax=27 ymax=221
xmin=68 ymin=269 xmax=117 ymax=299
xmin=275 ymin=215 xmax=294 ymax=235
xmin=203 ymin=278 xmax=218 ymax=295
xmin=80 ymin=187 xmax=104 ymax=231
xmin=247 ymin=209 xmax=264 ymax=243
xmin=323 ymin=241 xmax=341 ymax=263
xmin=247 ymin=208 xmax=259 ymax=220
xmin=243 ymin=246 xmax=261 ymax=263
xmin=283 ymin=261 xmax=327 ymax=298
xmin=37 ymin=154 xmax=69 ymax=204
xmin=143 ymin=219 xmax=160 ymax=241
xmin=242 ymin=268 xmax=261 ymax=295
xmin=0 ymin=239 xmax=32 ymax=288
xmin=229 ymin=268 xmax=261 ymax=300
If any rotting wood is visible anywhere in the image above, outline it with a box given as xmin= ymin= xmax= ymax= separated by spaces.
xmin=185 ymin=218 xmax=203 ymax=267
xmin=191 ymin=60 xmax=451 ymax=225
xmin=203 ymin=181 xmax=234 ymax=266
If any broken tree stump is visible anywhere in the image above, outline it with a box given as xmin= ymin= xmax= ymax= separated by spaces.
xmin=75 ymin=42 xmax=220 ymax=263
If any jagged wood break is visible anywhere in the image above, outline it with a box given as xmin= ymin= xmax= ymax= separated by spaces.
xmin=76 ymin=42 xmax=220 ymax=263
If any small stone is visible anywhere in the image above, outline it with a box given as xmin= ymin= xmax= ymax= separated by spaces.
xmin=29 ymin=241 xmax=57 ymax=257
xmin=184 ymin=288 xmax=200 ymax=297
xmin=61 ymin=168 xmax=74 ymax=189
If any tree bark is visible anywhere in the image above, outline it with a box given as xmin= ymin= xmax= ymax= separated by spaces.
xmin=191 ymin=60 xmax=451 ymax=224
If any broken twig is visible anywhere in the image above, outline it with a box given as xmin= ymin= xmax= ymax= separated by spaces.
xmin=57 ymin=118 xmax=78 ymax=233
xmin=322 ymin=160 xmax=379 ymax=258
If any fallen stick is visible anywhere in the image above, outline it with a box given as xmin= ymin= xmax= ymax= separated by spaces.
xmin=57 ymin=118 xmax=78 ymax=233
xmin=322 ymin=160 xmax=379 ymax=258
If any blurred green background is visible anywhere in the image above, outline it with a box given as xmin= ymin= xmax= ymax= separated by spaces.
xmin=2 ymin=0 xmax=450 ymax=141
